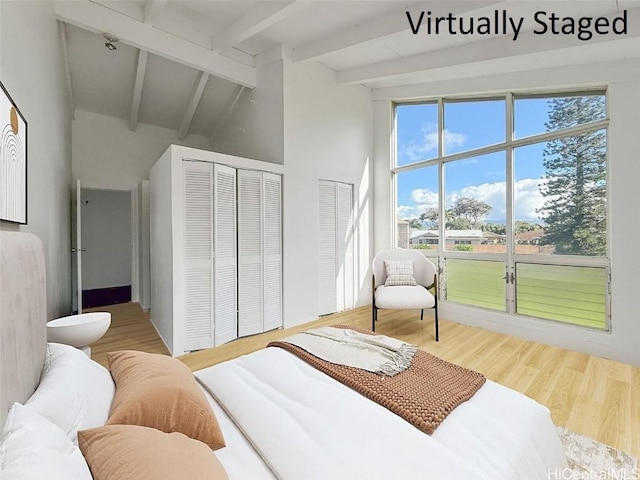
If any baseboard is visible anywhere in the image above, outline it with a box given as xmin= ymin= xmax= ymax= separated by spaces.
xmin=149 ymin=315 xmax=173 ymax=357
xmin=82 ymin=285 xmax=131 ymax=309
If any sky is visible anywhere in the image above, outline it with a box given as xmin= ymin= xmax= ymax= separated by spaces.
xmin=396 ymin=97 xmax=565 ymax=225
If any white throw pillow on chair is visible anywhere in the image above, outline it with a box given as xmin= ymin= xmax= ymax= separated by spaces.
xmin=384 ymin=260 xmax=417 ymax=287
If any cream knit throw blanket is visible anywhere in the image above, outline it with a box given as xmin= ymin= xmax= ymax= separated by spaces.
xmin=281 ymin=327 xmax=417 ymax=376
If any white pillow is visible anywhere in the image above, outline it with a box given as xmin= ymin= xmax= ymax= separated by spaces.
xmin=0 ymin=403 xmax=92 ymax=480
xmin=25 ymin=342 xmax=115 ymax=444
xmin=384 ymin=260 xmax=417 ymax=286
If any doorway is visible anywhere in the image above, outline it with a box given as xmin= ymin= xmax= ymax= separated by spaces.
xmin=80 ymin=188 xmax=132 ymax=309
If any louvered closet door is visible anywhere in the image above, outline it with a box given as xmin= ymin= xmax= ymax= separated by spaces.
xmin=262 ymin=173 xmax=282 ymax=331
xmin=213 ymin=164 xmax=238 ymax=346
xmin=318 ymin=180 xmax=354 ymax=316
xmin=336 ymin=183 xmax=354 ymax=311
xmin=183 ymin=161 xmax=214 ymax=351
xmin=318 ymin=181 xmax=338 ymax=316
xmin=237 ymin=170 xmax=263 ymax=337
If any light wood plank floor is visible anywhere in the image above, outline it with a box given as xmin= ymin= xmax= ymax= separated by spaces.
xmin=89 ymin=302 xmax=640 ymax=460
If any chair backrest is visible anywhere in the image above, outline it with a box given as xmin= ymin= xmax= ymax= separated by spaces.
xmin=372 ymin=249 xmax=437 ymax=289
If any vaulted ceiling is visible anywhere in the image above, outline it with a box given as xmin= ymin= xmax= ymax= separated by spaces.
xmin=55 ymin=0 xmax=640 ymax=143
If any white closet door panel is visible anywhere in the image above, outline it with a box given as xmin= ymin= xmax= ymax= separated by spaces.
xmin=214 ymin=263 xmax=237 ymax=345
xmin=214 ymin=164 xmax=238 ymax=346
xmin=238 ymin=170 xmax=263 ymax=337
xmin=318 ymin=257 xmax=337 ymax=316
xmin=238 ymin=263 xmax=262 ymax=336
xmin=263 ymin=174 xmax=282 ymax=257
xmin=318 ymin=182 xmax=336 ymax=257
xmin=184 ymin=268 xmax=213 ymax=351
xmin=318 ymin=181 xmax=337 ymax=316
xmin=318 ymin=181 xmax=354 ymax=315
xmin=263 ymin=260 xmax=282 ymax=331
xmin=263 ymin=173 xmax=282 ymax=331
xmin=183 ymin=161 xmax=214 ymax=351
xmin=337 ymin=183 xmax=354 ymax=311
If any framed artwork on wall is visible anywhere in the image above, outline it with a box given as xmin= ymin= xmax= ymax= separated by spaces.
xmin=0 ymin=81 xmax=27 ymax=225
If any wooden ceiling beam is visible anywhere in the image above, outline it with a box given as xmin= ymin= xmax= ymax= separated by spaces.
xmin=129 ymin=50 xmax=148 ymax=131
xmin=55 ymin=0 xmax=256 ymax=88
xmin=214 ymin=1 xmax=305 ymax=50
xmin=292 ymin=0 xmax=505 ymax=63
xmin=178 ymin=72 xmax=210 ymax=140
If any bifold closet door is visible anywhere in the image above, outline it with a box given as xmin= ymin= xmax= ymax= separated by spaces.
xmin=183 ymin=161 xmax=214 ymax=351
xmin=262 ymin=172 xmax=282 ymax=332
xmin=237 ymin=170 xmax=263 ymax=337
xmin=336 ymin=182 xmax=354 ymax=311
xmin=318 ymin=182 xmax=337 ymax=316
xmin=183 ymin=161 xmax=238 ymax=350
xmin=318 ymin=180 xmax=354 ymax=316
xmin=213 ymin=164 xmax=238 ymax=346
xmin=238 ymin=170 xmax=283 ymax=337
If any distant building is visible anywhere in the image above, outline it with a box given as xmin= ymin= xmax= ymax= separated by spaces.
xmin=515 ymin=229 xmax=545 ymax=245
xmin=397 ymin=220 xmax=410 ymax=249
xmin=481 ymin=232 xmax=506 ymax=245
xmin=409 ymin=229 xmax=487 ymax=246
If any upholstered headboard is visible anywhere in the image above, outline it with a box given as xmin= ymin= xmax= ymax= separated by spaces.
xmin=0 ymin=232 xmax=47 ymax=426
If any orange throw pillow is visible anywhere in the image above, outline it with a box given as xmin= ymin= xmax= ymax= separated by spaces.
xmin=78 ymin=425 xmax=229 ymax=480
xmin=106 ymin=350 xmax=225 ymax=449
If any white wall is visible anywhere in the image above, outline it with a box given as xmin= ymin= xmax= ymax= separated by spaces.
xmin=282 ymin=60 xmax=373 ymax=328
xmin=72 ymin=110 xmax=210 ymax=191
xmin=0 ymin=2 xmax=72 ymax=319
xmin=149 ymin=149 xmax=174 ymax=354
xmin=80 ymin=188 xmax=131 ymax=290
xmin=139 ymin=180 xmax=151 ymax=310
xmin=211 ymin=60 xmax=284 ymax=165
xmin=372 ymin=59 xmax=640 ymax=366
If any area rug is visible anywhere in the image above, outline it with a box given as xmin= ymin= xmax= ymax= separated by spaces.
xmin=558 ymin=427 xmax=638 ymax=479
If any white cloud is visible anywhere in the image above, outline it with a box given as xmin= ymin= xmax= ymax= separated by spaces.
xmin=454 ymin=182 xmax=507 ymax=219
xmin=403 ymin=124 xmax=467 ymax=162
xmin=444 ymin=130 xmax=466 ymax=151
xmin=400 ymin=179 xmax=547 ymax=223
xmin=397 ymin=204 xmax=422 ymax=219
xmin=513 ymin=178 xmax=548 ymax=221
xmin=410 ymin=188 xmax=438 ymax=208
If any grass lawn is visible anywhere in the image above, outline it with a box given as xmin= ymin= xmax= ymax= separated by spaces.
xmin=445 ymin=258 xmax=607 ymax=329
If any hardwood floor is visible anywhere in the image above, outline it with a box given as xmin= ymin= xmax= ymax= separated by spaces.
xmin=89 ymin=302 xmax=640 ymax=460
xmin=87 ymin=302 xmax=169 ymax=367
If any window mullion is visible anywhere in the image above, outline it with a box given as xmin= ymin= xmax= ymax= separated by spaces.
xmin=437 ymin=98 xmax=445 ymax=280
xmin=505 ymin=93 xmax=515 ymax=314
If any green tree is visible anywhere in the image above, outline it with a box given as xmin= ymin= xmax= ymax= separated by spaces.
xmin=450 ymin=196 xmax=492 ymax=229
xmin=447 ymin=217 xmax=472 ymax=230
xmin=419 ymin=197 xmax=492 ymax=230
xmin=538 ymin=96 xmax=606 ymax=256
xmin=419 ymin=208 xmax=439 ymax=229
xmin=407 ymin=218 xmax=423 ymax=230
xmin=514 ymin=221 xmax=543 ymax=234
xmin=482 ymin=223 xmax=507 ymax=235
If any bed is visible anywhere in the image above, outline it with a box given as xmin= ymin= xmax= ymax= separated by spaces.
xmin=0 ymin=231 xmax=567 ymax=479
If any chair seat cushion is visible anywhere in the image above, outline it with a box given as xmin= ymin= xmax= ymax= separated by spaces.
xmin=375 ymin=285 xmax=435 ymax=310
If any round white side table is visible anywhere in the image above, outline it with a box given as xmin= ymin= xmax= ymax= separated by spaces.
xmin=46 ymin=312 xmax=111 ymax=357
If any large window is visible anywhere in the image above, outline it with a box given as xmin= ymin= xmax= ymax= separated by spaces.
xmin=394 ymin=91 xmax=609 ymax=330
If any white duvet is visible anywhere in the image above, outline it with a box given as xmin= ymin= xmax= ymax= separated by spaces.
xmin=196 ymin=347 xmax=567 ymax=480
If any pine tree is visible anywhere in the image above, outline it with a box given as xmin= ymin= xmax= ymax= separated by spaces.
xmin=538 ymin=96 xmax=606 ymax=256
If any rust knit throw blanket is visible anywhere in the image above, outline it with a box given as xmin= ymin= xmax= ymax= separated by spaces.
xmin=268 ymin=325 xmax=486 ymax=435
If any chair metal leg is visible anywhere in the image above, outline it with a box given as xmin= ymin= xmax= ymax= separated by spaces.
xmin=372 ymin=305 xmax=377 ymax=332
xmin=420 ymin=309 xmax=424 ymax=321
xmin=434 ymin=297 xmax=439 ymax=342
